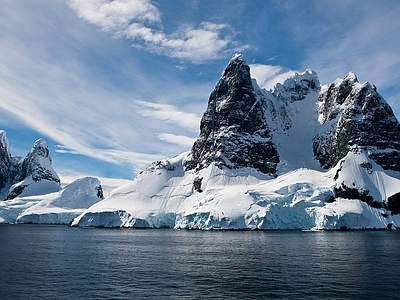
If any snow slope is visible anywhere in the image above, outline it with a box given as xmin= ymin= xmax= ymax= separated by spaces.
xmin=0 ymin=177 xmax=104 ymax=224
xmin=71 ymin=150 xmax=400 ymax=230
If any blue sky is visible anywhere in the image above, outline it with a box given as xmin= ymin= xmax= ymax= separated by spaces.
xmin=1 ymin=0 xmax=400 ymax=180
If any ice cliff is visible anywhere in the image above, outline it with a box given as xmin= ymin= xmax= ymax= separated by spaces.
xmin=71 ymin=54 xmax=400 ymax=230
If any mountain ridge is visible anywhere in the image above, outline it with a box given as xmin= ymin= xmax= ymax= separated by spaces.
xmin=71 ymin=54 xmax=400 ymax=230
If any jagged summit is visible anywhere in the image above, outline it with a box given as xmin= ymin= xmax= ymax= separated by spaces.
xmin=184 ymin=54 xmax=400 ymax=176
xmin=273 ymin=68 xmax=320 ymax=101
xmin=184 ymin=54 xmax=279 ymax=174
xmin=184 ymin=54 xmax=324 ymax=175
xmin=344 ymin=71 xmax=357 ymax=82
xmin=0 ymin=135 xmax=61 ymax=200
xmin=19 ymin=138 xmax=59 ymax=183
xmin=314 ymin=72 xmax=400 ymax=171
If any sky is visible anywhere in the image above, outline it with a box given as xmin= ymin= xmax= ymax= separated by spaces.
xmin=1 ymin=0 xmax=400 ymax=181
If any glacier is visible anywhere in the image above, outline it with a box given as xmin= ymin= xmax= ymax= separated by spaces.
xmin=70 ymin=149 xmax=400 ymax=230
xmin=70 ymin=55 xmax=400 ymax=230
xmin=0 ymin=177 xmax=104 ymax=224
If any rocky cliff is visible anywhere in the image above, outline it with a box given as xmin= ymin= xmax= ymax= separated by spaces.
xmin=184 ymin=54 xmax=279 ymax=175
xmin=314 ymin=72 xmax=400 ymax=171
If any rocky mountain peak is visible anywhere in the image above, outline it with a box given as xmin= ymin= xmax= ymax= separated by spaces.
xmin=184 ymin=54 xmax=279 ymax=174
xmin=31 ymin=138 xmax=51 ymax=160
xmin=15 ymin=138 xmax=60 ymax=184
xmin=343 ymin=71 xmax=358 ymax=83
xmin=0 ymin=136 xmax=61 ymax=200
xmin=314 ymin=73 xmax=400 ymax=170
xmin=273 ymin=69 xmax=320 ymax=102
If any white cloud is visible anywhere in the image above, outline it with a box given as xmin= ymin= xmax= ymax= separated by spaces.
xmin=0 ymin=1 xmax=214 ymax=179
xmin=66 ymin=0 xmax=161 ymax=32
xmin=55 ymin=145 xmax=80 ymax=155
xmin=66 ymin=0 xmax=247 ymax=63
xmin=157 ymin=133 xmax=195 ymax=148
xmin=135 ymin=100 xmax=201 ymax=132
xmin=249 ymin=64 xmax=295 ymax=90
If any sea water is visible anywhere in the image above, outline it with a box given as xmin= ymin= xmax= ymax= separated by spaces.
xmin=0 ymin=225 xmax=399 ymax=299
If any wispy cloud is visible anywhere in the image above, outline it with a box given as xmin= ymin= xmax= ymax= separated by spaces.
xmin=55 ymin=145 xmax=80 ymax=155
xmin=66 ymin=0 xmax=248 ymax=63
xmin=135 ymin=100 xmax=201 ymax=132
xmin=0 ymin=1 xmax=213 ymax=178
xmin=157 ymin=133 xmax=195 ymax=148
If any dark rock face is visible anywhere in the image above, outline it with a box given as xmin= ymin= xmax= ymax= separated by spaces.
xmin=96 ymin=185 xmax=104 ymax=199
xmin=386 ymin=192 xmax=400 ymax=215
xmin=314 ymin=73 xmax=400 ymax=170
xmin=184 ymin=55 xmax=279 ymax=174
xmin=334 ymin=182 xmax=382 ymax=208
xmin=0 ymin=131 xmax=11 ymax=191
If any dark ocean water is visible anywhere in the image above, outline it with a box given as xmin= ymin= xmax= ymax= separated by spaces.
xmin=0 ymin=225 xmax=399 ymax=299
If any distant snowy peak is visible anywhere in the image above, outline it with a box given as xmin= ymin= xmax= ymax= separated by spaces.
xmin=184 ymin=54 xmax=279 ymax=175
xmin=0 ymin=134 xmax=61 ymax=200
xmin=314 ymin=72 xmax=400 ymax=171
xmin=15 ymin=138 xmax=60 ymax=184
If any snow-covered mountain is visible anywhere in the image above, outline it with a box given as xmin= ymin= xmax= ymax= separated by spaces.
xmin=0 ymin=131 xmax=61 ymax=200
xmin=0 ymin=177 xmax=104 ymax=224
xmin=71 ymin=54 xmax=400 ymax=230
xmin=0 ymin=133 xmax=106 ymax=224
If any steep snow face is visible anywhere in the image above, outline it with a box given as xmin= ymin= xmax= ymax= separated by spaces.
xmin=184 ymin=54 xmax=279 ymax=175
xmin=331 ymin=147 xmax=400 ymax=212
xmin=0 ymin=177 xmax=104 ymax=224
xmin=314 ymin=73 xmax=400 ymax=170
xmin=252 ymin=69 xmax=321 ymax=173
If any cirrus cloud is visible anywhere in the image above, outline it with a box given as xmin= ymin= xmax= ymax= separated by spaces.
xmin=135 ymin=100 xmax=201 ymax=132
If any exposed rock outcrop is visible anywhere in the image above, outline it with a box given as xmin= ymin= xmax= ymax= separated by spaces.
xmin=184 ymin=54 xmax=279 ymax=175
xmin=314 ymin=72 xmax=400 ymax=170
